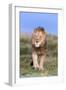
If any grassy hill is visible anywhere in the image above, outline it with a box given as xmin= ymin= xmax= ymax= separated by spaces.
xmin=20 ymin=33 xmax=58 ymax=77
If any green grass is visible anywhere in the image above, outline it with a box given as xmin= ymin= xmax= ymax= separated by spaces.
xmin=20 ymin=34 xmax=58 ymax=77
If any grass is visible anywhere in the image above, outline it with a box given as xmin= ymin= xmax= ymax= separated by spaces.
xmin=20 ymin=34 xmax=58 ymax=77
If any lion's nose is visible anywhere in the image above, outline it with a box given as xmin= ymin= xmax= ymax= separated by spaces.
xmin=36 ymin=41 xmax=39 ymax=43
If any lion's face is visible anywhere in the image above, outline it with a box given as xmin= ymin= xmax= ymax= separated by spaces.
xmin=32 ymin=28 xmax=46 ymax=48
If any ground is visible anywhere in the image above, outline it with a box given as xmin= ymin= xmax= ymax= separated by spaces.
xmin=20 ymin=33 xmax=58 ymax=77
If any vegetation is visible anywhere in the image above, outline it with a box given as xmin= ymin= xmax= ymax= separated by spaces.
xmin=20 ymin=33 xmax=58 ymax=77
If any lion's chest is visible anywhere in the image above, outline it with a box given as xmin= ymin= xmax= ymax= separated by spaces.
xmin=32 ymin=46 xmax=45 ymax=55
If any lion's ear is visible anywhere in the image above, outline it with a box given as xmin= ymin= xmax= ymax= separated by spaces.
xmin=45 ymin=31 xmax=47 ymax=36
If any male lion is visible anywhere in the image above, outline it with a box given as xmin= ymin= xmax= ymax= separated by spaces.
xmin=32 ymin=27 xmax=47 ymax=71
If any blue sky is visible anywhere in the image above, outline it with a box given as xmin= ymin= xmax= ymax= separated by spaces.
xmin=19 ymin=12 xmax=58 ymax=36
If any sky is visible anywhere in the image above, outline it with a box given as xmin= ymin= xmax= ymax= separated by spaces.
xmin=19 ymin=12 xmax=58 ymax=36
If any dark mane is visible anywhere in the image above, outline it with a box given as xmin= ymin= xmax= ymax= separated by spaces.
xmin=35 ymin=27 xmax=45 ymax=32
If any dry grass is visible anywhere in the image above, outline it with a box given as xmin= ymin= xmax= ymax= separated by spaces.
xmin=20 ymin=34 xmax=58 ymax=77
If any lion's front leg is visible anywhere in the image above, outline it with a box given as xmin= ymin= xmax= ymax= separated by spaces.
xmin=32 ymin=52 xmax=39 ymax=70
xmin=39 ymin=55 xmax=45 ymax=71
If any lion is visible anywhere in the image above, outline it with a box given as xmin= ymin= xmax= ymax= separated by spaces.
xmin=31 ymin=27 xmax=47 ymax=71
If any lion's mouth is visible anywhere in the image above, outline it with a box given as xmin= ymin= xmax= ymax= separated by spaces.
xmin=35 ymin=42 xmax=40 ymax=48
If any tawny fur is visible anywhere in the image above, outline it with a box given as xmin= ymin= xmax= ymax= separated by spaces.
xmin=32 ymin=27 xmax=47 ymax=71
